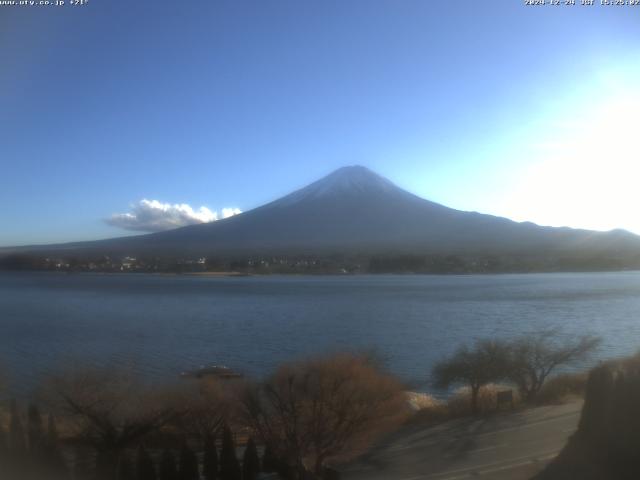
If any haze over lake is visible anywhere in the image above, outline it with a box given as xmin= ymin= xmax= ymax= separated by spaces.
xmin=2 ymin=271 xmax=640 ymax=395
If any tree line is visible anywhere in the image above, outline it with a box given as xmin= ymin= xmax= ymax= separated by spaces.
xmin=0 ymin=353 xmax=406 ymax=480
xmin=4 ymin=251 xmax=639 ymax=275
xmin=0 ymin=400 xmax=261 ymax=480
xmin=0 ymin=333 xmax=600 ymax=480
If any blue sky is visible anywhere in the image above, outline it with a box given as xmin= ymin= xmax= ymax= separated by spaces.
xmin=1 ymin=0 xmax=639 ymax=246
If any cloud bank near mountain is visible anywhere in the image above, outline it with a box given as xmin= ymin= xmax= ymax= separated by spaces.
xmin=106 ymin=199 xmax=241 ymax=232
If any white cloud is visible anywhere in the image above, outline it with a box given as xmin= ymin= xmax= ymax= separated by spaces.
xmin=106 ymin=199 xmax=242 ymax=232
xmin=221 ymin=207 xmax=242 ymax=219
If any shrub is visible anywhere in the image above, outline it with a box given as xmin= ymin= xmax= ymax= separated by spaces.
xmin=242 ymin=352 xmax=406 ymax=477
xmin=536 ymin=372 xmax=588 ymax=405
xmin=405 ymin=392 xmax=441 ymax=412
xmin=202 ymin=435 xmax=218 ymax=480
xmin=242 ymin=437 xmax=260 ymax=480
xmin=261 ymin=444 xmax=278 ymax=473
xmin=178 ymin=443 xmax=199 ymax=480
xmin=446 ymin=384 xmax=520 ymax=416
xmin=159 ymin=449 xmax=178 ymax=480
xmin=137 ymin=446 xmax=157 ymax=480
xmin=116 ymin=453 xmax=135 ymax=480
xmin=404 ymin=392 xmax=449 ymax=425
xmin=219 ymin=426 xmax=241 ymax=480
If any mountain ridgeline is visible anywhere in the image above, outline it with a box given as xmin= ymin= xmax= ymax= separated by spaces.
xmin=3 ymin=166 xmax=640 ymax=273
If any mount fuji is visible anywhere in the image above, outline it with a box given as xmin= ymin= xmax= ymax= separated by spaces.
xmin=4 ymin=166 xmax=640 ymax=262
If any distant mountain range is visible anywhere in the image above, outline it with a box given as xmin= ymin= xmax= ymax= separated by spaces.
xmin=3 ymin=166 xmax=640 ymax=271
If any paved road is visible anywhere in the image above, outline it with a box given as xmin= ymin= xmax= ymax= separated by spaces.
xmin=341 ymin=402 xmax=582 ymax=480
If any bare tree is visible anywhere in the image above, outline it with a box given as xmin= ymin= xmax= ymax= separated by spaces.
xmin=432 ymin=339 xmax=510 ymax=414
xmin=172 ymin=377 xmax=237 ymax=442
xmin=241 ymin=353 xmax=406 ymax=479
xmin=46 ymin=367 xmax=183 ymax=478
xmin=507 ymin=330 xmax=600 ymax=402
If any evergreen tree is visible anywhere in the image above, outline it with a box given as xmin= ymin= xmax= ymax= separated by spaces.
xmin=8 ymin=399 xmax=27 ymax=476
xmin=242 ymin=438 xmax=260 ymax=480
xmin=261 ymin=444 xmax=277 ymax=473
xmin=0 ymin=420 xmax=7 ymax=454
xmin=159 ymin=450 xmax=178 ymax=480
xmin=178 ymin=443 xmax=199 ymax=480
xmin=117 ymin=453 xmax=136 ymax=480
xmin=0 ymin=421 xmax=8 ymax=475
xmin=73 ymin=446 xmax=93 ymax=480
xmin=96 ymin=450 xmax=119 ymax=480
xmin=9 ymin=399 xmax=26 ymax=454
xmin=27 ymin=404 xmax=45 ymax=457
xmin=25 ymin=405 xmax=49 ymax=480
xmin=219 ymin=426 xmax=241 ymax=480
xmin=136 ymin=445 xmax=157 ymax=480
xmin=263 ymin=447 xmax=293 ymax=480
xmin=46 ymin=413 xmax=59 ymax=451
xmin=202 ymin=435 xmax=218 ymax=480
xmin=45 ymin=413 xmax=68 ymax=474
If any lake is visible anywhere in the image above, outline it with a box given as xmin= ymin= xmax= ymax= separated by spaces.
xmin=2 ymin=271 xmax=640 ymax=396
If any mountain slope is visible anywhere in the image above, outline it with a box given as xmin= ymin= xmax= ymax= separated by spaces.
xmin=5 ymin=166 xmax=640 ymax=259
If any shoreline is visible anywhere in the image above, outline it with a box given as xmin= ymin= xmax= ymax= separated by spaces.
xmin=2 ymin=269 xmax=640 ymax=278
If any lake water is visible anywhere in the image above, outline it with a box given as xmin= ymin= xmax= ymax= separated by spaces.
xmin=2 ymin=271 xmax=640 ymax=396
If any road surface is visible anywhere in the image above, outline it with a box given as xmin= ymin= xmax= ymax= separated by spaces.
xmin=341 ymin=401 xmax=582 ymax=480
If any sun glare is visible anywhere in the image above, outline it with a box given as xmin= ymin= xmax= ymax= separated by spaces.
xmin=503 ymin=87 xmax=640 ymax=234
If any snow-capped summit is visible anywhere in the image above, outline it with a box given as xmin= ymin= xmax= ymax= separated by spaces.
xmin=270 ymin=165 xmax=411 ymax=207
